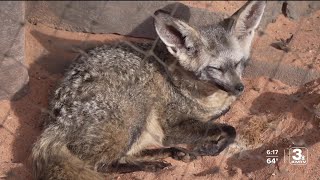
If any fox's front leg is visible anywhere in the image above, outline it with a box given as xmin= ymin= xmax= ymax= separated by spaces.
xmin=164 ymin=119 xmax=236 ymax=157
xmin=100 ymin=121 xmax=236 ymax=173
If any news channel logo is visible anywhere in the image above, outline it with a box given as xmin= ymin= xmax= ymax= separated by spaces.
xmin=288 ymin=147 xmax=308 ymax=165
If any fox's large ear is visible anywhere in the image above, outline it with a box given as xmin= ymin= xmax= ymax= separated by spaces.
xmin=153 ymin=10 xmax=199 ymax=57
xmin=227 ymin=1 xmax=266 ymax=38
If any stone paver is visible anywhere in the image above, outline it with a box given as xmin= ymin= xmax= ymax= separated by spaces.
xmin=0 ymin=1 xmax=28 ymax=100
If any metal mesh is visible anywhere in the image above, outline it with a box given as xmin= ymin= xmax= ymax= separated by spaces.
xmin=0 ymin=1 xmax=319 ymax=180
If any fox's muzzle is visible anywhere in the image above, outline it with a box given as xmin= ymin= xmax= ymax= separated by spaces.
xmin=213 ymin=81 xmax=244 ymax=96
xmin=234 ymin=83 xmax=244 ymax=95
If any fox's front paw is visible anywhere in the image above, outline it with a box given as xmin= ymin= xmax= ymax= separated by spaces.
xmin=170 ymin=148 xmax=197 ymax=162
xmin=193 ymin=142 xmax=220 ymax=156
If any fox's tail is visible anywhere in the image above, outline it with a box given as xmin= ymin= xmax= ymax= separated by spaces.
xmin=32 ymin=126 xmax=104 ymax=180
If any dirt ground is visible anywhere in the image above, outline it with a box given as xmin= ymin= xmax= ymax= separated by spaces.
xmin=0 ymin=3 xmax=320 ymax=180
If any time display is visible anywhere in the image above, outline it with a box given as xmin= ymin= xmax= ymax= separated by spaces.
xmin=266 ymin=149 xmax=278 ymax=155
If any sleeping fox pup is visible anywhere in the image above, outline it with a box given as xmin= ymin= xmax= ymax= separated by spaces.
xmin=32 ymin=1 xmax=266 ymax=179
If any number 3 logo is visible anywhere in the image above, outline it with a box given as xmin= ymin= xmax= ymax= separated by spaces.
xmin=292 ymin=148 xmax=302 ymax=160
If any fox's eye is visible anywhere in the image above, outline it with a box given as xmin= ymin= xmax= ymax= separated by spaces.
xmin=207 ymin=66 xmax=223 ymax=72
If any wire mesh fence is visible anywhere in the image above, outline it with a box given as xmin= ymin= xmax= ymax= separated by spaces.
xmin=0 ymin=1 xmax=320 ymax=180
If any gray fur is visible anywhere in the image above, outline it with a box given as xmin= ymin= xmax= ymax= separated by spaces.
xmin=32 ymin=1 xmax=266 ymax=179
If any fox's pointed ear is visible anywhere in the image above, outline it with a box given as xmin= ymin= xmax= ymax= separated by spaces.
xmin=227 ymin=1 xmax=266 ymax=38
xmin=153 ymin=10 xmax=199 ymax=56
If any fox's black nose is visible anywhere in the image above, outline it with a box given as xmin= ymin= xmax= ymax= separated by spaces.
xmin=235 ymin=83 xmax=244 ymax=92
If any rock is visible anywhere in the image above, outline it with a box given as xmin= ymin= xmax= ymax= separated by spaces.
xmin=0 ymin=1 xmax=29 ymax=100
xmin=25 ymin=1 xmax=227 ymax=39
xmin=283 ymin=1 xmax=320 ymax=20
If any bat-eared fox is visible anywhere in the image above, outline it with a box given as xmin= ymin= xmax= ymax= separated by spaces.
xmin=32 ymin=1 xmax=266 ymax=179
